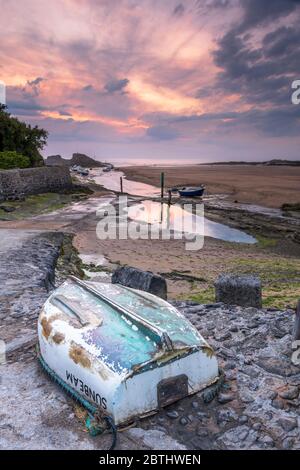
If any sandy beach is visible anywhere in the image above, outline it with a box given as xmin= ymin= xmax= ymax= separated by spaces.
xmin=122 ymin=164 xmax=300 ymax=208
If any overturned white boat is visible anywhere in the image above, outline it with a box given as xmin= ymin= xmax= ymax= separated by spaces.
xmin=38 ymin=276 xmax=219 ymax=426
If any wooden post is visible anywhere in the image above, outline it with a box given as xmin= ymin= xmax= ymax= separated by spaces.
xmin=167 ymin=189 xmax=172 ymax=205
xmin=120 ymin=176 xmax=123 ymax=194
xmin=160 ymin=172 xmax=165 ymax=199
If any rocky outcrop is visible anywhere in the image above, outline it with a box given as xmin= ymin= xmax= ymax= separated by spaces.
xmin=71 ymin=153 xmax=105 ymax=168
xmin=45 ymin=153 xmax=107 ymax=168
xmin=112 ymin=266 xmax=167 ymax=299
xmin=45 ymin=155 xmax=67 ymax=166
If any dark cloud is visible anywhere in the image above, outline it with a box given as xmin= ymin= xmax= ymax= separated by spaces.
xmin=217 ymin=106 xmax=300 ymax=137
xmin=262 ymin=26 xmax=300 ymax=58
xmin=237 ymin=0 xmax=300 ymax=32
xmin=147 ymin=125 xmax=179 ymax=140
xmin=209 ymin=0 xmax=300 ymax=115
xmin=104 ymin=78 xmax=129 ymax=94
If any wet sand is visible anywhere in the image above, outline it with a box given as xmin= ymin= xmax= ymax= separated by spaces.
xmin=122 ymin=165 xmax=300 ymax=208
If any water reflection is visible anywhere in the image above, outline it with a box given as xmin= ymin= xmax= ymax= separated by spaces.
xmin=91 ymin=169 xmax=159 ymax=197
xmin=128 ymin=201 xmax=257 ymax=244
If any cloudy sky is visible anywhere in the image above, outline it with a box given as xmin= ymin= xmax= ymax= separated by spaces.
xmin=1 ymin=0 xmax=300 ymax=163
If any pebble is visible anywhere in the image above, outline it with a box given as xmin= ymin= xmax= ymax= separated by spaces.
xmin=179 ymin=417 xmax=189 ymax=426
xmin=282 ymin=437 xmax=294 ymax=449
xmin=253 ymin=422 xmax=262 ymax=431
xmin=238 ymin=429 xmax=249 ymax=441
xmin=191 ymin=401 xmax=199 ymax=409
xmin=225 ymin=371 xmax=236 ymax=381
xmin=279 ymin=386 xmax=299 ymax=400
xmin=218 ymin=393 xmax=235 ymax=404
xmin=229 ymin=325 xmax=239 ymax=333
xmin=239 ymin=415 xmax=248 ymax=424
xmin=197 ymin=428 xmax=208 ymax=438
xmin=277 ymin=417 xmax=298 ymax=432
xmin=224 ymin=361 xmax=236 ymax=370
xmin=166 ymin=410 xmax=179 ymax=420
xmin=260 ymin=435 xmax=274 ymax=446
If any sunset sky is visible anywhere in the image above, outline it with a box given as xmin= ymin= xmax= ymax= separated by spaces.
xmin=1 ymin=0 xmax=300 ymax=163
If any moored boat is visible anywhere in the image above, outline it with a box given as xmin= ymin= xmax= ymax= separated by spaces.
xmin=178 ymin=186 xmax=205 ymax=197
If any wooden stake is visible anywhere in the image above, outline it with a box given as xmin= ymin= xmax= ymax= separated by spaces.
xmin=160 ymin=172 xmax=165 ymax=199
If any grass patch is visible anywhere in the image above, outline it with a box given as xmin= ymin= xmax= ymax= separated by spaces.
xmin=186 ymin=287 xmax=215 ymax=304
xmin=262 ymin=283 xmax=300 ymax=309
xmin=230 ymin=257 xmax=300 ymax=308
xmin=182 ymin=256 xmax=300 ymax=308
xmin=0 ymin=191 xmax=89 ymax=220
xmin=255 ymin=234 xmax=278 ymax=249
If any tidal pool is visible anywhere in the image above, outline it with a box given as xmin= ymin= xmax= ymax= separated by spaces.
xmin=128 ymin=201 xmax=257 ymax=244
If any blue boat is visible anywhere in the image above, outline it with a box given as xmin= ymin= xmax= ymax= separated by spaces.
xmin=178 ymin=186 xmax=205 ymax=197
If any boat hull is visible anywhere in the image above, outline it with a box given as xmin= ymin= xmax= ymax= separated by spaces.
xmin=37 ymin=278 xmax=219 ymax=425
xmin=178 ymin=187 xmax=205 ymax=197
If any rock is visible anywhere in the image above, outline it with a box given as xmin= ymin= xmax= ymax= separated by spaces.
xmin=179 ymin=417 xmax=189 ymax=426
xmin=45 ymin=153 xmax=105 ymax=168
xmin=229 ymin=325 xmax=239 ymax=333
xmin=215 ymin=274 xmax=262 ymax=308
xmin=214 ymin=331 xmax=231 ymax=341
xmin=218 ymin=393 xmax=235 ymax=404
xmin=127 ymin=428 xmax=187 ymax=450
xmin=277 ymin=417 xmax=298 ymax=432
xmin=216 ymin=407 xmax=238 ymax=424
xmin=218 ymin=426 xmax=258 ymax=449
xmin=6 ymin=332 xmax=37 ymax=357
xmin=238 ymin=429 xmax=249 ymax=441
xmin=71 ymin=153 xmax=105 ymax=168
xmin=224 ymin=361 xmax=236 ymax=370
xmin=112 ymin=266 xmax=167 ymax=299
xmin=225 ymin=371 xmax=236 ymax=381
xmin=279 ymin=386 xmax=299 ymax=400
xmin=252 ymin=422 xmax=262 ymax=431
xmin=260 ymin=435 xmax=274 ymax=446
xmin=282 ymin=437 xmax=294 ymax=449
xmin=197 ymin=428 xmax=208 ymax=438
xmin=239 ymin=415 xmax=248 ymax=424
xmin=166 ymin=410 xmax=179 ymax=419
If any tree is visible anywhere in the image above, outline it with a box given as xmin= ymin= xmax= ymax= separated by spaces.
xmin=0 ymin=104 xmax=48 ymax=167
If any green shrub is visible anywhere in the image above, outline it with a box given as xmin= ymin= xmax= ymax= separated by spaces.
xmin=0 ymin=151 xmax=30 ymax=169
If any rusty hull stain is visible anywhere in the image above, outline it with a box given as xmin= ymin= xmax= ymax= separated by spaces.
xmin=52 ymin=332 xmax=65 ymax=345
xmin=41 ymin=314 xmax=69 ymax=340
xmin=41 ymin=317 xmax=54 ymax=339
xmin=69 ymin=342 xmax=91 ymax=369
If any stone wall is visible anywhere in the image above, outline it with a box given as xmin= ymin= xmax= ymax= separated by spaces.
xmin=0 ymin=166 xmax=72 ymax=201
